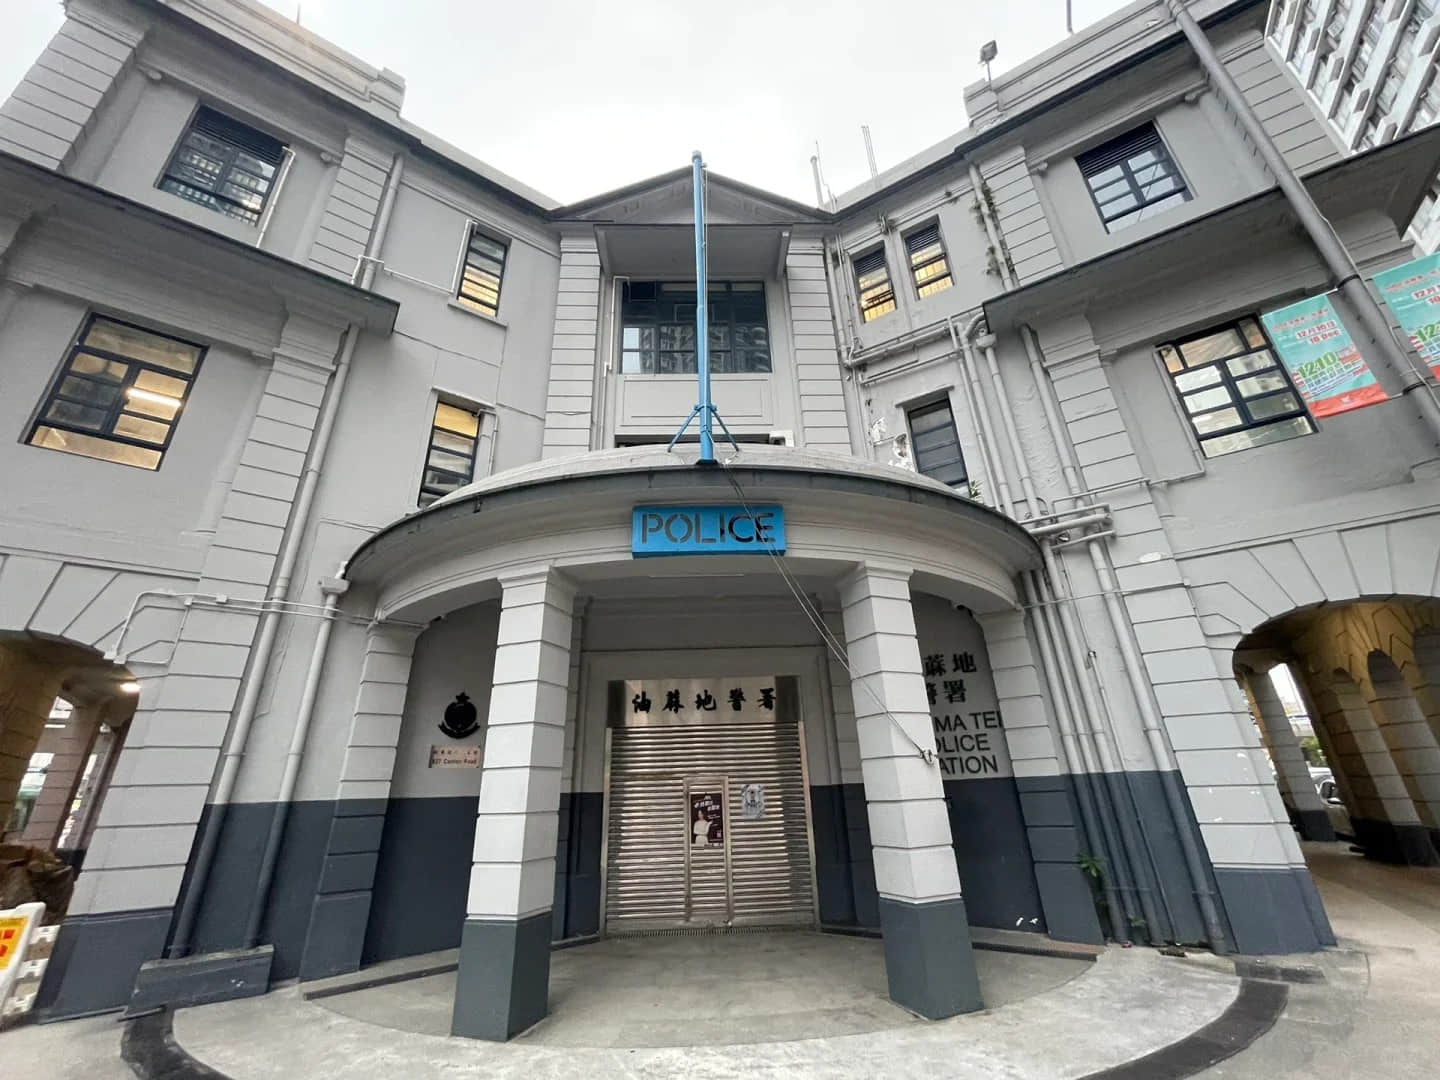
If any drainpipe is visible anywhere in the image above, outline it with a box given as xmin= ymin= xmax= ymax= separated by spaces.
xmin=977 ymin=326 xmax=1160 ymax=936
xmin=945 ymin=316 xmax=995 ymax=509
xmin=1021 ymin=318 xmax=1228 ymax=951
xmin=821 ymin=235 xmax=870 ymax=458
xmin=954 ymin=314 xmax=1131 ymax=940
xmin=972 ymin=139 xmax=1223 ymax=946
xmin=168 ymin=152 xmax=405 ymax=958
xmin=1164 ymin=0 xmax=1440 ymax=451
xmin=242 ymin=577 xmax=348 ymax=947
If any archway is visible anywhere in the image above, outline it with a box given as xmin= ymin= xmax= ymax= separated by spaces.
xmin=1 ymin=632 xmax=137 ymax=890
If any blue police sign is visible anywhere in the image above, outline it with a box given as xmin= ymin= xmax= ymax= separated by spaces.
xmin=632 ymin=505 xmax=785 ymax=557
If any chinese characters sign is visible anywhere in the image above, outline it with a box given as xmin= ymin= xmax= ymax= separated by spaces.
xmin=624 ymin=678 xmax=778 ymax=724
xmin=1260 ymin=295 xmax=1386 ymax=418
xmin=913 ymin=595 xmax=1013 ymax=780
xmin=429 ymin=744 xmax=482 ymax=768
xmin=690 ymin=791 xmax=724 ymax=847
xmin=1373 ymin=252 xmax=1440 ymax=381
xmin=632 ymin=505 xmax=786 ymax=557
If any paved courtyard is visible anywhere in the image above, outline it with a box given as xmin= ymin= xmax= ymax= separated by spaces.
xmin=3 ymin=840 xmax=1439 ymax=1079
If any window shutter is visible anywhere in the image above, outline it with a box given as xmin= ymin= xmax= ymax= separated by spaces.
xmin=1077 ymin=124 xmax=1163 ymax=175
xmin=905 ymin=223 xmax=941 ymax=253
xmin=853 ymin=249 xmax=888 ymax=277
xmin=191 ymin=106 xmax=285 ymax=166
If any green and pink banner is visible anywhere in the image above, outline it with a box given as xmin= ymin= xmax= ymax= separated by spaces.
xmin=1372 ymin=252 xmax=1440 ymax=381
xmin=1260 ymin=295 xmax=1386 ymax=418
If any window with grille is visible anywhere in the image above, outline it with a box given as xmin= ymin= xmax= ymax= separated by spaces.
xmin=419 ymin=401 xmax=482 ymax=505
xmin=456 ymin=227 xmax=508 ymax=318
xmin=619 ymin=281 xmax=770 ymax=375
xmin=906 ymin=398 xmax=968 ymax=487
xmin=853 ymin=248 xmax=896 ymax=322
xmin=1076 ymin=124 xmax=1191 ymax=232
xmin=1158 ymin=317 xmax=1315 ymax=458
xmin=27 ymin=315 xmax=204 ymax=470
xmin=158 ymin=106 xmax=286 ymax=225
xmin=904 ymin=223 xmax=953 ymax=299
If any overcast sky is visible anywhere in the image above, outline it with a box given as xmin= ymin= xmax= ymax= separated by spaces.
xmin=1 ymin=0 xmax=1136 ymax=204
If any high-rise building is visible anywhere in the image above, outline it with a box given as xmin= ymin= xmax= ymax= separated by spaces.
xmin=1267 ymin=0 xmax=1440 ymax=249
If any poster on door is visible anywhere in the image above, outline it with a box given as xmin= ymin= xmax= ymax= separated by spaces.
xmin=690 ymin=791 xmax=724 ymax=847
xmin=1372 ymin=251 xmax=1440 ymax=380
xmin=912 ymin=594 xmax=1013 ymax=780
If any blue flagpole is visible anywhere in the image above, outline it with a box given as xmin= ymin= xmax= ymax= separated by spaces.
xmin=692 ymin=150 xmax=714 ymax=465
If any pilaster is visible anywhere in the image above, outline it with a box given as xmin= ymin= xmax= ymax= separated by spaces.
xmin=838 ymin=563 xmax=981 ymax=1019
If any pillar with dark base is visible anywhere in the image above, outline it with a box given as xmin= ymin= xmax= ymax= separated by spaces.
xmin=451 ymin=569 xmax=574 ymax=1041
xmin=839 ymin=564 xmax=982 ymax=1019
xmin=1242 ymin=667 xmax=1335 ymax=842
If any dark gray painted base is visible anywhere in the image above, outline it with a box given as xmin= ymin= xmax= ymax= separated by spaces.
xmin=1287 ymin=807 xmax=1336 ymax=843
xmin=1213 ymin=866 xmax=1335 ymax=954
xmin=1014 ymin=775 xmax=1104 ymax=945
xmin=364 ymin=796 xmax=477 ymax=964
xmin=876 ymin=896 xmax=983 ymax=1019
xmin=127 ymin=946 xmax=273 ymax=1014
xmin=451 ymin=911 xmax=553 ymax=1041
xmin=812 ymin=781 xmax=1072 ymax=938
xmin=182 ymin=800 xmax=341 ymax=981
xmin=34 ymin=907 xmax=172 ymax=1020
xmin=1350 ymin=817 xmax=1440 ymax=865
xmin=943 ymin=777 xmax=1046 ymax=931
xmin=554 ymin=791 xmax=604 ymax=941
xmin=300 ymin=797 xmax=389 ymax=981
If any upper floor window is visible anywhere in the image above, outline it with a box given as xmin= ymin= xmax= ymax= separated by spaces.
xmin=456 ymin=227 xmax=508 ymax=318
xmin=159 ymin=106 xmax=286 ymax=225
xmin=26 ymin=315 xmax=204 ymax=470
xmin=904 ymin=223 xmax=953 ymax=299
xmin=419 ymin=401 xmax=482 ymax=506
xmin=906 ymin=398 xmax=968 ymax=487
xmin=1077 ymin=123 xmax=1190 ymax=232
xmin=1158 ymin=317 xmax=1314 ymax=458
xmin=620 ymin=281 xmax=770 ymax=375
xmin=853 ymin=248 xmax=896 ymax=322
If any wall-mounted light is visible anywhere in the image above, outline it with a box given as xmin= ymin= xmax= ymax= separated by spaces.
xmin=120 ymin=681 xmax=141 ymax=694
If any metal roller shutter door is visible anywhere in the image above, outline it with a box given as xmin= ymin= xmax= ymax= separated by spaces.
xmin=605 ymin=719 xmax=815 ymax=929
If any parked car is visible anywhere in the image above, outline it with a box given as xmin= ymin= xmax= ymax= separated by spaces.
xmin=1309 ymin=767 xmax=1354 ymax=839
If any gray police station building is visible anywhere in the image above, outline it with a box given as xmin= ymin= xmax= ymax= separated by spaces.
xmin=3 ymin=0 xmax=1440 ymax=1041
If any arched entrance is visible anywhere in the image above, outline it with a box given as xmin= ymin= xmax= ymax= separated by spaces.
xmin=1234 ymin=597 xmax=1440 ymax=867
xmin=1 ymin=632 xmax=137 ymax=914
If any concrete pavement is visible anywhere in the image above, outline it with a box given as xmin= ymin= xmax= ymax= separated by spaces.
xmin=5 ymin=841 xmax=1439 ymax=1078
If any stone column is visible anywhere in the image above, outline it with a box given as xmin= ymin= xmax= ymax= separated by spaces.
xmin=20 ymin=703 xmax=102 ymax=849
xmin=1240 ymin=668 xmax=1334 ymax=841
xmin=452 ymin=569 xmax=575 ymax=1041
xmin=1305 ymin=670 xmax=1436 ymax=865
xmin=838 ymin=564 xmax=981 ymax=1019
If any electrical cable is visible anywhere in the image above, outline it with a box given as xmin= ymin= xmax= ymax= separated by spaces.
xmin=716 ymin=457 xmax=937 ymax=764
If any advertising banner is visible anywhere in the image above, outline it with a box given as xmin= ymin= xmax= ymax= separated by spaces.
xmin=1372 ymin=252 xmax=1440 ymax=380
xmin=1260 ymin=295 xmax=1386 ymax=418
xmin=690 ymin=791 xmax=724 ymax=848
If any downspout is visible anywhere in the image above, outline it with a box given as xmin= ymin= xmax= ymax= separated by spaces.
xmin=971 ymin=152 xmax=1221 ymax=945
xmin=954 ymin=312 xmax=1129 ymax=941
xmin=977 ymin=327 xmax=1161 ymax=938
xmin=169 ymin=152 xmax=406 ymax=958
xmin=821 ymin=234 xmax=871 ymax=458
xmin=1163 ymin=0 xmax=1440 ymax=452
